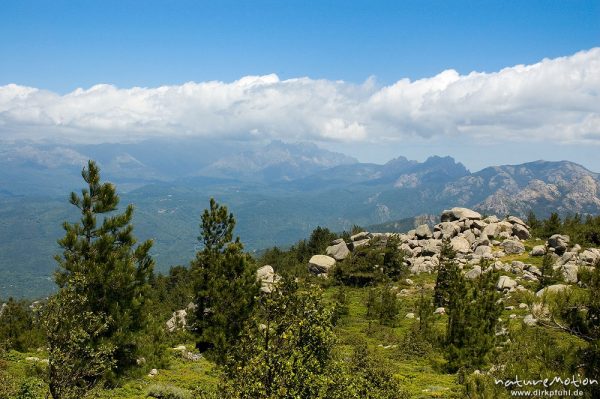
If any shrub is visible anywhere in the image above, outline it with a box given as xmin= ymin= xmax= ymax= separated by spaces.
xmin=148 ymin=384 xmax=193 ymax=399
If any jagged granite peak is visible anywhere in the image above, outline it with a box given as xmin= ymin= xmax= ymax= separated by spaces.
xmin=391 ymin=156 xmax=469 ymax=188
xmin=443 ymin=160 xmax=600 ymax=217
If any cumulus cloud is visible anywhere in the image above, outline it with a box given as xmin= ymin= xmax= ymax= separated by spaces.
xmin=0 ymin=48 xmax=599 ymax=145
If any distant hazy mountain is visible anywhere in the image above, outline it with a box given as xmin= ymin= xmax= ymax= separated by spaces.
xmin=198 ymin=140 xmax=358 ymax=182
xmin=2 ymin=138 xmax=600 ymax=298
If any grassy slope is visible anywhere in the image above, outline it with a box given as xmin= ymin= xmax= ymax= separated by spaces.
xmin=0 ymin=238 xmax=588 ymax=398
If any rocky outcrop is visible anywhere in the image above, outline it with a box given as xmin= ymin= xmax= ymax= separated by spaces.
xmin=166 ymin=302 xmax=197 ymax=333
xmin=257 ymin=265 xmax=281 ymax=293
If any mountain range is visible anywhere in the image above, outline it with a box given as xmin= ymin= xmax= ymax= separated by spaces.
xmin=1 ymin=139 xmax=599 ymax=298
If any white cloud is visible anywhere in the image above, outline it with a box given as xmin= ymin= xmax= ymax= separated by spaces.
xmin=0 ymin=48 xmax=599 ymax=145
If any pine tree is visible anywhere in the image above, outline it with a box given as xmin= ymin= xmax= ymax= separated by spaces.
xmin=191 ymin=198 xmax=259 ymax=363
xmin=51 ymin=160 xmax=155 ymax=380
xmin=434 ymin=238 xmax=457 ymax=308
xmin=445 ymin=265 xmax=501 ymax=372
xmin=378 ymin=285 xmax=401 ymax=327
xmin=538 ymin=253 xmax=559 ymax=290
xmin=417 ymin=288 xmax=435 ymax=341
xmin=43 ymin=278 xmax=115 ymax=399
xmin=382 ymin=235 xmax=406 ymax=280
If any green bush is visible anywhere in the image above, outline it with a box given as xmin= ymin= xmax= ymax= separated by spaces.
xmin=147 ymin=384 xmax=193 ymax=399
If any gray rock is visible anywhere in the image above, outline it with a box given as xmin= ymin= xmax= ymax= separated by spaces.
xmin=522 ymin=270 xmax=538 ymax=281
xmin=474 ymin=245 xmax=492 ymax=256
xmin=530 ymin=245 xmax=546 ymax=256
xmin=409 ymin=256 xmax=437 ymax=274
xmin=548 ymin=234 xmax=570 ymax=255
xmin=528 ymin=265 xmax=542 ymax=276
xmin=481 ymin=223 xmax=499 ymax=238
xmin=415 ymin=224 xmax=433 ymax=239
xmin=561 ymin=264 xmax=579 ymax=283
xmin=465 ymin=266 xmax=482 ymax=280
xmin=441 ymin=207 xmax=482 ymax=222
xmin=463 ymin=230 xmax=477 ymax=245
xmin=435 ymin=222 xmax=460 ymax=238
xmin=474 ymin=236 xmax=491 ymax=248
xmin=512 ymin=224 xmax=531 ymax=240
xmin=421 ymin=239 xmax=442 ymax=256
xmin=497 ymin=221 xmax=515 ymax=234
xmin=326 ymin=241 xmax=350 ymax=261
xmin=257 ymin=265 xmax=281 ymax=293
xmin=166 ymin=309 xmax=188 ymax=332
xmin=497 ymin=275 xmax=518 ymax=290
xmin=471 ymin=219 xmax=488 ymax=230
xmin=434 ymin=307 xmax=446 ymax=315
xmin=500 ymin=239 xmax=525 ymax=254
xmin=308 ymin=255 xmax=336 ymax=275
xmin=148 ymin=368 xmax=158 ymax=377
xmin=580 ymin=248 xmax=600 ymax=265
xmin=511 ymin=261 xmax=526 ymax=272
xmin=451 ymin=236 xmax=471 ymax=253
xmin=405 ymin=313 xmax=415 ymax=319
xmin=484 ymin=215 xmax=500 ymax=224
xmin=351 ymin=231 xmax=371 ymax=241
xmin=507 ymin=216 xmax=528 ymax=227
xmin=351 ymin=239 xmax=370 ymax=250
xmin=331 ymin=238 xmax=344 ymax=245
xmin=536 ymin=284 xmax=570 ymax=297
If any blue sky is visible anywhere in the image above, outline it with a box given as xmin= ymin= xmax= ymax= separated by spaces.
xmin=1 ymin=0 xmax=598 ymax=92
xmin=1 ymin=1 xmax=599 ymax=170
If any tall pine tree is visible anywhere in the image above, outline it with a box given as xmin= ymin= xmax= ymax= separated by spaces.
xmin=191 ymin=198 xmax=259 ymax=363
xmin=446 ymin=263 xmax=501 ymax=372
xmin=52 ymin=160 xmax=155 ymax=380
